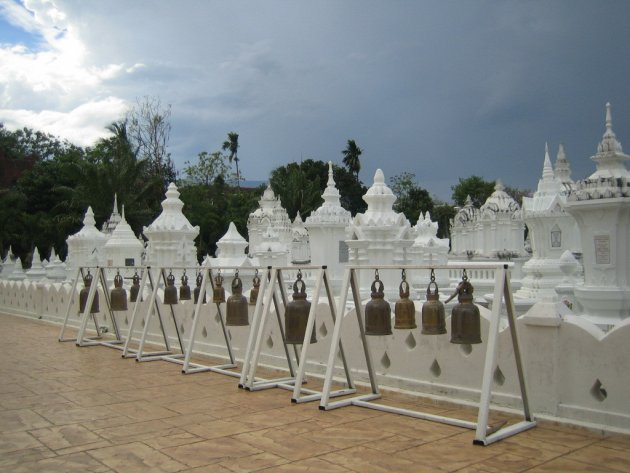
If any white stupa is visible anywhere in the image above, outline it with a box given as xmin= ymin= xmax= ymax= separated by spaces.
xmin=247 ymin=185 xmax=292 ymax=257
xmin=291 ymin=212 xmax=310 ymax=264
xmin=101 ymin=194 xmax=122 ymax=235
xmin=104 ymin=206 xmax=144 ymax=267
xmin=143 ymin=183 xmax=200 ymax=269
xmin=26 ymin=248 xmax=47 ymax=280
xmin=66 ymin=207 xmax=108 ymax=271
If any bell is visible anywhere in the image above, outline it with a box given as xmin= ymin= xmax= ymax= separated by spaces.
xmin=249 ymin=271 xmax=260 ymax=305
xmin=110 ymin=272 xmax=128 ymax=311
xmin=450 ymin=272 xmax=482 ymax=344
xmin=421 ymin=272 xmax=446 ymax=335
xmin=163 ymin=271 xmax=178 ymax=305
xmin=179 ymin=272 xmax=191 ymax=300
xmin=365 ymin=271 xmax=392 ymax=336
xmin=129 ymin=271 xmax=141 ymax=302
xmin=394 ymin=271 xmax=416 ymax=329
xmin=79 ymin=271 xmax=99 ymax=314
xmin=284 ymin=271 xmax=317 ymax=345
xmin=226 ymin=273 xmax=249 ymax=326
xmin=213 ymin=273 xmax=226 ymax=303
xmin=193 ymin=272 xmax=206 ymax=304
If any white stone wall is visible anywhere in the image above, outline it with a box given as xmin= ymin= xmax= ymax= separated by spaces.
xmin=1 ymin=277 xmax=629 ymax=434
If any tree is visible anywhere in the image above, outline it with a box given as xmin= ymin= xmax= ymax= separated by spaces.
xmin=342 ymin=139 xmax=362 ymax=179
xmin=503 ymin=185 xmax=532 ymax=207
xmin=222 ymin=132 xmax=241 ymax=188
xmin=451 ymin=175 xmax=495 ymax=208
xmin=183 ymin=151 xmax=229 ymax=186
xmin=389 ymin=172 xmax=434 ymax=224
xmin=432 ymin=201 xmax=457 ymax=240
xmin=127 ymin=96 xmax=175 ymax=186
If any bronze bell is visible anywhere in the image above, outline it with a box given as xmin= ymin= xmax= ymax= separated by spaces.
xmin=129 ymin=271 xmax=141 ymax=302
xmin=249 ymin=270 xmax=260 ymax=305
xmin=110 ymin=272 xmax=128 ymax=311
xmin=79 ymin=271 xmax=99 ymax=314
xmin=285 ymin=271 xmax=317 ymax=345
xmin=421 ymin=270 xmax=446 ymax=335
xmin=450 ymin=271 xmax=482 ymax=344
xmin=365 ymin=270 xmax=392 ymax=336
xmin=179 ymin=272 xmax=191 ymax=300
xmin=163 ymin=271 xmax=178 ymax=305
xmin=193 ymin=272 xmax=206 ymax=304
xmin=213 ymin=273 xmax=226 ymax=303
xmin=394 ymin=270 xmax=416 ymax=329
xmin=226 ymin=273 xmax=249 ymax=326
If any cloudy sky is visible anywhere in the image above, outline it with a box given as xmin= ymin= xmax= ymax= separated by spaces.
xmin=1 ymin=0 xmax=630 ymax=202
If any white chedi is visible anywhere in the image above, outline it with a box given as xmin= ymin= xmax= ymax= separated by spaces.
xmin=104 ymin=206 xmax=144 ymax=267
xmin=66 ymin=206 xmax=108 ymax=270
xmin=247 ymin=185 xmax=292 ymax=256
xmin=26 ymin=248 xmax=47 ymax=280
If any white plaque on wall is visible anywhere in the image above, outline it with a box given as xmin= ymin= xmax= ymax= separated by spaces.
xmin=594 ymin=235 xmax=610 ymax=265
xmin=338 ymin=241 xmax=349 ymax=263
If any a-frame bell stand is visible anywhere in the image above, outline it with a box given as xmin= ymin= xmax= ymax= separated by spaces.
xmin=239 ymin=266 xmax=356 ymax=404
xmin=319 ymin=263 xmax=537 ymax=446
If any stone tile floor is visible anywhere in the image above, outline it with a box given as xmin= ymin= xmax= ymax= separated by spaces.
xmin=1 ymin=313 xmax=629 ymax=472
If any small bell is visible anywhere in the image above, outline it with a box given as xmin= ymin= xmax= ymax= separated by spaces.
xmin=110 ymin=271 xmax=128 ymax=311
xmin=179 ymin=271 xmax=191 ymax=300
xmin=226 ymin=272 xmax=249 ymax=326
xmin=249 ymin=270 xmax=260 ymax=305
xmin=213 ymin=272 xmax=226 ymax=303
xmin=79 ymin=270 xmax=99 ymax=314
xmin=163 ymin=270 xmax=178 ymax=305
xmin=449 ymin=270 xmax=482 ymax=344
xmin=421 ymin=269 xmax=446 ymax=335
xmin=129 ymin=271 xmax=141 ymax=302
xmin=193 ymin=272 xmax=206 ymax=304
xmin=284 ymin=270 xmax=317 ymax=345
xmin=394 ymin=269 xmax=416 ymax=329
xmin=365 ymin=270 xmax=392 ymax=336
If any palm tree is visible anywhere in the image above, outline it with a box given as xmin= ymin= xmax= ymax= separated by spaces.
xmin=222 ymin=132 xmax=240 ymax=188
xmin=342 ymin=139 xmax=362 ymax=179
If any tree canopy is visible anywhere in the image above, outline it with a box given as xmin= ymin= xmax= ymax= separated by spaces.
xmin=389 ymin=172 xmax=434 ymax=225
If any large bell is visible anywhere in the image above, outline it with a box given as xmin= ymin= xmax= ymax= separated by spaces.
xmin=79 ymin=271 xmax=99 ymax=314
xmin=450 ymin=272 xmax=482 ymax=344
xmin=284 ymin=271 xmax=317 ymax=345
xmin=193 ymin=272 xmax=206 ymax=304
xmin=226 ymin=273 xmax=249 ymax=326
xmin=163 ymin=271 xmax=178 ymax=305
xmin=213 ymin=273 xmax=226 ymax=303
xmin=394 ymin=271 xmax=416 ymax=329
xmin=179 ymin=272 xmax=191 ymax=301
xmin=110 ymin=272 xmax=128 ymax=311
xmin=365 ymin=271 xmax=392 ymax=336
xmin=129 ymin=271 xmax=141 ymax=302
xmin=249 ymin=270 xmax=260 ymax=305
xmin=421 ymin=270 xmax=446 ymax=335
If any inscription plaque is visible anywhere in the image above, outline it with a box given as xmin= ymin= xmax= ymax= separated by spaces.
xmin=594 ymin=235 xmax=610 ymax=265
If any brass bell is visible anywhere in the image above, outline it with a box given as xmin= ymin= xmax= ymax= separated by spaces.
xmin=285 ymin=270 xmax=317 ymax=345
xmin=193 ymin=272 xmax=206 ymax=304
xmin=110 ymin=272 xmax=128 ymax=311
xmin=79 ymin=270 xmax=99 ymax=314
xmin=226 ymin=272 xmax=249 ymax=326
xmin=213 ymin=272 xmax=226 ymax=303
xmin=421 ymin=269 xmax=446 ymax=335
xmin=365 ymin=270 xmax=392 ymax=336
xmin=163 ymin=270 xmax=178 ymax=305
xmin=394 ymin=270 xmax=416 ymax=330
xmin=179 ymin=272 xmax=191 ymax=300
xmin=449 ymin=270 xmax=482 ymax=344
xmin=129 ymin=271 xmax=141 ymax=302
xmin=249 ymin=270 xmax=260 ymax=305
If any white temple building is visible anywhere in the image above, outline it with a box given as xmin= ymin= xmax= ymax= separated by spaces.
xmin=104 ymin=206 xmax=144 ymax=268
xmin=515 ymin=144 xmax=580 ymax=302
xmin=143 ymin=183 xmax=199 ymax=269
xmin=66 ymin=206 xmax=108 ymax=270
xmin=564 ymin=103 xmax=630 ymax=325
xmin=304 ymin=161 xmax=352 ymax=282
xmin=247 ymin=185 xmax=292 ymax=257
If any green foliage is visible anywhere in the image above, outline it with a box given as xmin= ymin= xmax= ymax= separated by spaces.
xmin=0 ymin=123 xmax=73 ymax=160
xmin=222 ymin=131 xmax=241 ymax=187
xmin=389 ymin=172 xmax=434 ymax=224
xmin=432 ymin=202 xmax=457 ymax=239
xmin=342 ymin=139 xmax=362 ymax=178
xmin=451 ymin=175 xmax=496 ymax=207
xmin=269 ymin=159 xmax=367 ymax=220
xmin=183 ymin=151 xmax=229 ymax=186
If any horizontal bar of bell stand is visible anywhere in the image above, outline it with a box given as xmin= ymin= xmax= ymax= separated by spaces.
xmin=474 ymin=420 xmax=537 ymax=446
xmin=124 ymin=350 xmax=171 ymax=359
xmin=244 ymin=376 xmax=298 ymax=391
xmin=292 ymin=388 xmax=357 ymax=404
xmin=344 ymin=263 xmax=513 ymax=270
xmin=320 ymin=393 xmax=382 ymax=410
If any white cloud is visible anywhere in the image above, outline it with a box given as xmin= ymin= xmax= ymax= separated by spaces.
xmin=1 ymin=97 xmax=129 ymax=146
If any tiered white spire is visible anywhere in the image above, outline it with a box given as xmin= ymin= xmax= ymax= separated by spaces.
xmin=305 ymin=161 xmax=351 ymax=225
xmin=590 ymin=102 xmax=630 ymax=179
xmin=554 ymin=143 xmax=572 ymax=184
xmin=101 ymin=194 xmax=122 ymax=235
xmin=26 ymin=248 xmax=46 ymax=280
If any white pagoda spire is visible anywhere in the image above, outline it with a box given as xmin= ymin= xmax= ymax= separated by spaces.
xmin=554 ymin=143 xmax=572 ymax=184
xmin=590 ymin=102 xmax=630 ymax=179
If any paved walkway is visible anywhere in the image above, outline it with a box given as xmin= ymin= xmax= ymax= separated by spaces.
xmin=1 ymin=313 xmax=629 ymax=472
